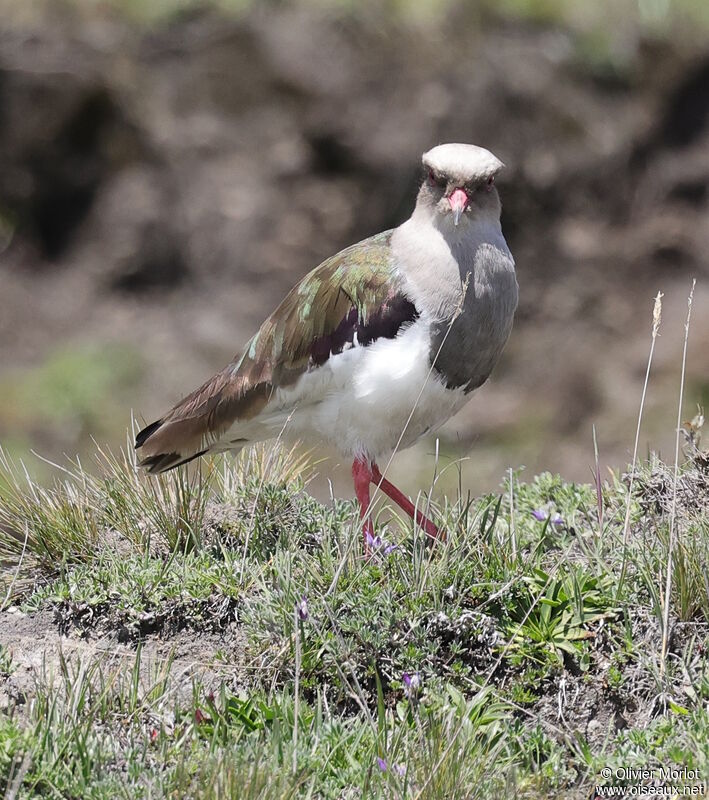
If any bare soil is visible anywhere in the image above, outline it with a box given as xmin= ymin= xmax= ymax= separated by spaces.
xmin=0 ymin=604 xmax=248 ymax=716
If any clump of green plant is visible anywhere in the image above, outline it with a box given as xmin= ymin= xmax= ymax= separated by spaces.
xmin=0 ymin=448 xmax=102 ymax=573
xmin=0 ymin=645 xmax=13 ymax=677
xmin=503 ymin=566 xmax=617 ymax=670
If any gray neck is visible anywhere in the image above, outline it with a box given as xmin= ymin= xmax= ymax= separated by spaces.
xmin=392 ymin=200 xmax=518 ymax=392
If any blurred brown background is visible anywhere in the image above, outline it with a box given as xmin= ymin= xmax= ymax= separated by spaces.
xmin=1 ymin=0 xmax=708 ymax=498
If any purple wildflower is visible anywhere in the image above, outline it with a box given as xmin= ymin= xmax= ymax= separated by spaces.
xmin=377 ymin=757 xmax=388 ymax=772
xmin=531 ymin=508 xmax=564 ymax=526
xmin=365 ymin=531 xmax=382 ymax=550
xmin=393 ymin=763 xmax=406 ymax=778
xmin=402 ymin=672 xmax=421 ymax=697
xmin=296 ymin=596 xmax=309 ymax=621
xmin=366 ymin=531 xmax=397 ymax=555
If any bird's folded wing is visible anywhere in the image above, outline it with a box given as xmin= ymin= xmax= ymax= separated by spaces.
xmin=135 ymin=230 xmax=419 ymax=470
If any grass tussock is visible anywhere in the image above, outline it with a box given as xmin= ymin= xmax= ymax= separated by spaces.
xmin=1 ymin=432 xmax=708 ymax=798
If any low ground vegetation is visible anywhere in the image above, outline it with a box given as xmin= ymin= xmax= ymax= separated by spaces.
xmin=0 ymin=439 xmax=708 ymax=798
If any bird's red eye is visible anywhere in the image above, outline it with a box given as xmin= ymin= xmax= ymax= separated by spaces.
xmin=428 ymin=169 xmax=436 ymax=185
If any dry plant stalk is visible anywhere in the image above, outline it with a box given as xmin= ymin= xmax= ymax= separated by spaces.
xmin=660 ymin=280 xmax=696 ymax=676
xmin=509 ymin=466 xmax=517 ymax=561
xmin=293 ymin=603 xmax=301 ymax=775
xmin=617 ymin=291 xmax=663 ymax=596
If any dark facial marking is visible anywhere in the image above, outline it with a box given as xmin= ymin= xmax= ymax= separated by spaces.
xmin=428 ymin=169 xmax=446 ymax=188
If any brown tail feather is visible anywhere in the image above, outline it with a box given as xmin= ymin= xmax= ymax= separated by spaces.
xmin=135 ymin=418 xmax=208 ymax=474
xmin=139 ymin=448 xmax=208 ymax=474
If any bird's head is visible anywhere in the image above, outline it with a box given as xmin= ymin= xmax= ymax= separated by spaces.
xmin=417 ymin=143 xmax=505 ymax=229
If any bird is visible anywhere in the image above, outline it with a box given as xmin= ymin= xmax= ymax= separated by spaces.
xmin=135 ymin=143 xmax=518 ymax=547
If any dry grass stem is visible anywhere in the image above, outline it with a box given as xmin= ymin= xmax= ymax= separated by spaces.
xmin=660 ymin=279 xmax=696 ymax=676
xmin=618 ymin=290 xmax=663 ymax=596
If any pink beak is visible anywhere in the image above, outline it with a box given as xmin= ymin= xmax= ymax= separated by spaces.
xmin=448 ymin=188 xmax=469 ymax=226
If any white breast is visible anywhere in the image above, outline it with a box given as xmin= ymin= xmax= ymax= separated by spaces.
xmin=221 ymin=318 xmax=468 ymax=461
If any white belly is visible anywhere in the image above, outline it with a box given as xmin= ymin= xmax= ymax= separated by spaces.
xmin=222 ymin=320 xmax=468 ymax=460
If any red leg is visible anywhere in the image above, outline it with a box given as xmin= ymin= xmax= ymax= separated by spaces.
xmin=352 ymin=457 xmax=375 ymax=551
xmin=370 ymin=463 xmax=444 ymax=541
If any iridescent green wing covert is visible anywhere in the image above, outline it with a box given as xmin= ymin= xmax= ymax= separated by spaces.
xmin=135 ymin=230 xmax=419 ymax=471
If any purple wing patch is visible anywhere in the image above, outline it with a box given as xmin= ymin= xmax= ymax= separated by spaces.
xmin=308 ymin=295 xmax=417 ymax=368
